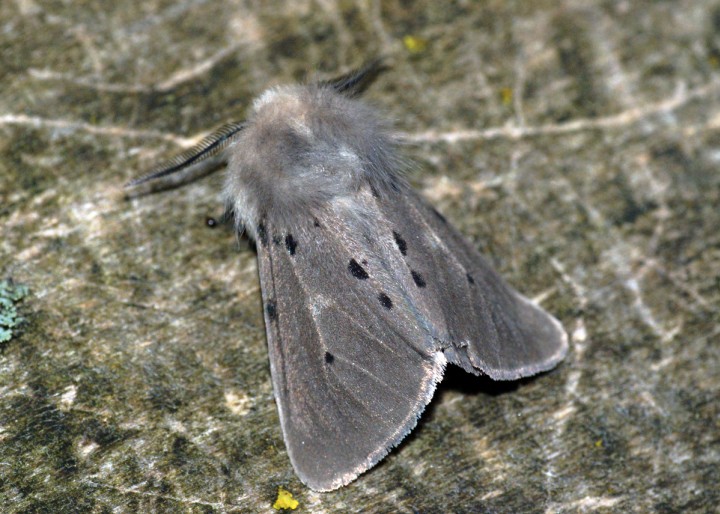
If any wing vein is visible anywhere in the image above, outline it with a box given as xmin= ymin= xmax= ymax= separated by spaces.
xmin=404 ymin=198 xmax=500 ymax=346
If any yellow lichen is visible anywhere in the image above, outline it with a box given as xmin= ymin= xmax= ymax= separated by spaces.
xmin=273 ymin=486 xmax=299 ymax=510
xmin=403 ymin=35 xmax=427 ymax=54
xmin=500 ymin=87 xmax=513 ymax=106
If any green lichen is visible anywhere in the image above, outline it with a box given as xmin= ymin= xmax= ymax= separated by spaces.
xmin=0 ymin=279 xmax=29 ymax=343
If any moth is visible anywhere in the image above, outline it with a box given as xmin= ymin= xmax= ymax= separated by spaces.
xmin=127 ymin=61 xmax=568 ymax=491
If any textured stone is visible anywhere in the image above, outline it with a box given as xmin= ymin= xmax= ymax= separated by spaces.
xmin=1 ymin=1 xmax=718 ymax=512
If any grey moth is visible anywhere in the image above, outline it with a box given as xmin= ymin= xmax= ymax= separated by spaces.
xmin=128 ymin=61 xmax=568 ymax=491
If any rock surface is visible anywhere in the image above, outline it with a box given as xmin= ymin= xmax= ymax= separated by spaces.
xmin=1 ymin=1 xmax=718 ymax=512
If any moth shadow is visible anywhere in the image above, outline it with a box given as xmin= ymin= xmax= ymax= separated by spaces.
xmin=437 ymin=363 xmax=524 ymax=397
xmin=387 ymin=364 xmax=545 ymax=460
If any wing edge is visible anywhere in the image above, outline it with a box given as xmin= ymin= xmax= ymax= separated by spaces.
xmin=290 ymin=352 xmax=447 ymax=491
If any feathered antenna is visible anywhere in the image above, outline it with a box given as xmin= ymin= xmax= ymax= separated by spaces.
xmin=321 ymin=58 xmax=388 ymax=98
xmin=126 ymin=121 xmax=245 ymax=188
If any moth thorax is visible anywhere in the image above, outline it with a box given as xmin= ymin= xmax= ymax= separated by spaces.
xmin=223 ymin=84 xmax=398 ymax=232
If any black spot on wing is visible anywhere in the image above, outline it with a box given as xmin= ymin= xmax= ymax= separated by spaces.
xmin=393 ymin=231 xmax=407 ymax=256
xmin=265 ymin=300 xmax=277 ymax=321
xmin=313 ymin=218 xmax=321 ymax=227
xmin=378 ymin=292 xmax=393 ymax=309
xmin=285 ymin=234 xmax=297 ymax=256
xmin=324 ymin=352 xmax=334 ymax=364
xmin=411 ymin=270 xmax=426 ymax=288
xmin=256 ymin=223 xmax=268 ymax=247
xmin=348 ymin=259 xmax=369 ymax=279
xmin=466 ymin=273 xmax=475 ymax=285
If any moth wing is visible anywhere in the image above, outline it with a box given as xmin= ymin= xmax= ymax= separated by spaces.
xmin=256 ymin=212 xmax=445 ymax=491
xmin=255 ymin=184 xmax=567 ymax=490
xmin=380 ymin=189 xmax=568 ymax=380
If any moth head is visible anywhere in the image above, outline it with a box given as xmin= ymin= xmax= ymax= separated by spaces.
xmin=125 ymin=59 xmax=400 ymax=240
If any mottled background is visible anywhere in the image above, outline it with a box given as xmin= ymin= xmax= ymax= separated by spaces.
xmin=1 ymin=1 xmax=718 ymax=512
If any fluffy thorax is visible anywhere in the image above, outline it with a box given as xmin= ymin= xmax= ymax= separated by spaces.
xmin=223 ymin=85 xmax=403 ymax=238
